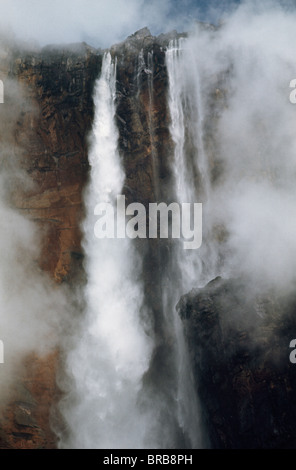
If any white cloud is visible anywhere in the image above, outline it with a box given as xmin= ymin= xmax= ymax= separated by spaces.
xmin=0 ymin=0 xmax=202 ymax=48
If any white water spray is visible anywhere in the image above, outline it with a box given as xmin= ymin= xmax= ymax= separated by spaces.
xmin=55 ymin=3 xmax=296 ymax=450
xmin=166 ymin=38 xmax=218 ymax=291
xmin=162 ymin=39 xmax=216 ymax=449
xmin=58 ymin=52 xmax=154 ymax=449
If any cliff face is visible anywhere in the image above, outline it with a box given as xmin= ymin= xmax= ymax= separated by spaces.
xmin=177 ymin=277 xmax=296 ymax=449
xmin=0 ymin=42 xmax=101 ymax=449
xmin=12 ymin=43 xmax=101 ymax=283
xmin=113 ymin=29 xmax=178 ymax=340
xmin=0 ymin=29 xmax=177 ymax=449
xmin=1 ymin=27 xmax=295 ymax=450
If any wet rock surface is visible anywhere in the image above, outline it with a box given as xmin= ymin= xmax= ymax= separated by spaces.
xmin=0 ymin=41 xmax=102 ymax=448
xmin=0 ymin=27 xmax=295 ymax=450
xmin=0 ymin=29 xmax=176 ymax=449
xmin=177 ymin=277 xmax=296 ymax=448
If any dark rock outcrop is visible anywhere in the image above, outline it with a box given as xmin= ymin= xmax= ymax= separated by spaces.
xmin=177 ymin=276 xmax=296 ymax=449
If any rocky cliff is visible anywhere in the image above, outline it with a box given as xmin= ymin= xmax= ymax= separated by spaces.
xmin=177 ymin=277 xmax=296 ymax=448
xmin=0 ymin=26 xmax=295 ymax=450
xmin=0 ymin=28 xmax=180 ymax=449
xmin=0 ymin=40 xmax=101 ymax=449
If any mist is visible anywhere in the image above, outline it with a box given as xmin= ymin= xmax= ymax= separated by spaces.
xmin=53 ymin=0 xmax=296 ymax=449
xmin=0 ymin=0 xmax=295 ymax=450
xmin=175 ymin=1 xmax=296 ymax=296
xmin=0 ymin=0 xmax=245 ymax=49
xmin=0 ymin=62 xmax=69 ymax=408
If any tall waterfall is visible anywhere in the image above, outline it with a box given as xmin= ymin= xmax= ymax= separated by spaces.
xmin=57 ymin=33 xmax=229 ymax=450
xmin=57 ymin=42 xmax=214 ymax=449
xmin=161 ymin=38 xmax=218 ymax=449
xmin=28 ymin=3 xmax=296 ymax=452
xmin=58 ymin=53 xmax=154 ymax=449
xmin=166 ymin=38 xmax=220 ymax=294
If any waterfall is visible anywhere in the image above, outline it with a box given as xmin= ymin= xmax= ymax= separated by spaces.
xmin=166 ymin=38 xmax=220 ymax=289
xmin=59 ymin=52 xmax=154 ymax=449
xmin=58 ymin=41 xmax=213 ymax=451
xmin=160 ymin=39 xmax=213 ymax=449
xmin=49 ymin=5 xmax=296 ymax=452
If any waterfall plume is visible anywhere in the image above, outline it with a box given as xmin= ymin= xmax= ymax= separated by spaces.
xmin=57 ymin=53 xmax=154 ymax=449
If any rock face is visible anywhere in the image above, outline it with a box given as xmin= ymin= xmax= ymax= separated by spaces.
xmin=1 ymin=27 xmax=295 ymax=450
xmin=0 ymin=42 xmax=102 ymax=449
xmin=0 ymin=29 xmax=179 ymax=449
xmin=177 ymin=277 xmax=296 ymax=449
xmin=113 ymin=29 xmax=178 ymax=338
xmin=12 ymin=43 xmax=102 ymax=282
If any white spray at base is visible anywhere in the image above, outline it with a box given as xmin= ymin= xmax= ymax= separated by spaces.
xmin=58 ymin=45 xmax=211 ymax=450
xmin=56 ymin=3 xmax=296 ymax=449
xmin=160 ymin=39 xmax=217 ymax=450
xmin=58 ymin=53 xmax=154 ymax=449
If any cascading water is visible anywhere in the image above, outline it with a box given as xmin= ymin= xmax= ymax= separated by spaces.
xmin=166 ymin=38 xmax=221 ymax=289
xmin=159 ymin=38 xmax=218 ymax=450
xmin=59 ymin=37 xmax=216 ymax=451
xmin=58 ymin=52 xmax=154 ymax=449
xmin=38 ymin=4 xmax=296 ymax=452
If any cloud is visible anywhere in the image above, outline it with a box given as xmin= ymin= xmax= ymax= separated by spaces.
xmin=0 ymin=73 xmax=70 ymax=407
xmin=0 ymin=0 xmax=240 ymax=48
xmin=183 ymin=0 xmax=296 ymax=293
